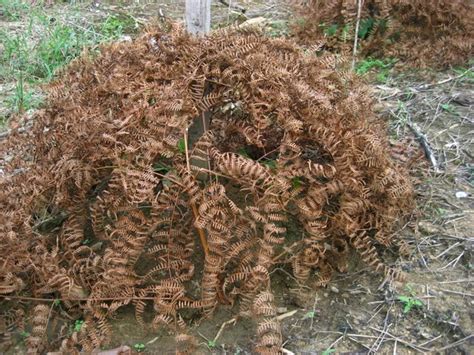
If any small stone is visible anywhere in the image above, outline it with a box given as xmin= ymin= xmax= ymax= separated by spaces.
xmin=330 ymin=286 xmax=339 ymax=294
xmin=277 ymin=307 xmax=288 ymax=314
xmin=240 ymin=17 xmax=268 ymax=28
xmin=120 ymin=35 xmax=132 ymax=42
xmin=91 ymin=242 xmax=103 ymax=252
xmin=455 ymin=191 xmax=469 ymax=199
xmin=420 ymin=331 xmax=432 ymax=339
xmin=342 ymin=293 xmax=350 ymax=299
xmin=324 ymin=293 xmax=329 ymax=298
xmin=393 ymin=281 xmax=404 ymax=290
xmin=418 ymin=221 xmax=440 ymax=235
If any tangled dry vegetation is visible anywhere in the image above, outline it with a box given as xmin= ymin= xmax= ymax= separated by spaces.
xmin=294 ymin=0 xmax=474 ymax=68
xmin=1 ymin=23 xmax=414 ymax=353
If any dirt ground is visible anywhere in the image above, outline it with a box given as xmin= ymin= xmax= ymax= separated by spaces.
xmin=1 ymin=1 xmax=472 ymax=354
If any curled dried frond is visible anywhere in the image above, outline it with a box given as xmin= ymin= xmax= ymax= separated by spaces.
xmin=26 ymin=304 xmax=49 ymax=354
xmin=293 ymin=0 xmax=474 ymax=68
xmin=0 ymin=22 xmax=413 ymax=352
xmin=253 ymin=291 xmax=282 ymax=354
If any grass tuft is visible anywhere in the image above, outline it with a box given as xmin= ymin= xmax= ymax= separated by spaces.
xmin=356 ymin=57 xmax=397 ymax=83
xmin=0 ymin=3 xmax=141 ymax=118
xmin=0 ymin=0 xmax=30 ymax=21
xmin=101 ymin=13 xmax=138 ymax=39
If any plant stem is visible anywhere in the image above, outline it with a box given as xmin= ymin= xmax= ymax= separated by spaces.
xmin=184 ymin=127 xmax=209 ymax=258
xmin=352 ymin=0 xmax=363 ymax=70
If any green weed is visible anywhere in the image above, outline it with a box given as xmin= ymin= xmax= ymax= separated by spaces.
xmin=268 ymin=20 xmax=289 ymax=38
xmin=0 ymin=20 xmax=34 ymax=79
xmin=0 ymin=6 xmax=140 ymax=117
xmin=0 ymin=17 xmax=82 ymax=112
xmin=318 ymin=22 xmax=351 ymax=41
xmin=356 ymin=57 xmax=396 ymax=81
xmin=0 ymin=0 xmax=30 ymax=21
xmin=73 ymin=319 xmax=84 ymax=332
xmin=453 ymin=61 xmax=474 ymax=81
xmin=294 ymin=17 xmax=307 ymax=28
xmin=398 ymin=295 xmax=423 ymax=313
xmin=318 ymin=17 xmax=388 ymax=41
xmin=441 ymin=103 xmax=458 ymax=115
xmin=177 ymin=138 xmax=186 ymax=154
xmin=435 ymin=207 xmax=448 ymax=216
xmin=339 ymin=23 xmax=351 ymax=42
xmin=133 ymin=343 xmax=146 ymax=352
xmin=18 ymin=330 xmax=30 ymax=344
xmin=207 ymin=339 xmax=217 ymax=349
xmin=398 ymin=285 xmax=423 ymax=313
xmin=358 ymin=18 xmax=389 ymax=39
xmin=302 ymin=310 xmax=316 ymax=320
xmin=262 ymin=159 xmax=277 ymax=170
xmin=321 ymin=23 xmax=339 ymax=37
xmin=20 ymin=330 xmax=30 ymax=338
xmin=358 ymin=18 xmax=375 ymax=39
xmin=322 ymin=348 xmax=336 ymax=355
xmin=292 ymin=176 xmax=303 ymax=189
xmin=237 ymin=147 xmax=251 ymax=158
xmin=375 ymin=71 xmax=388 ymax=83
xmin=453 ymin=67 xmax=474 ymax=79
xmin=6 ymin=73 xmax=42 ymax=113
xmin=35 ymin=23 xmax=88 ymax=80
xmin=101 ymin=14 xmax=137 ymax=39
xmin=153 ymin=162 xmax=171 ymax=175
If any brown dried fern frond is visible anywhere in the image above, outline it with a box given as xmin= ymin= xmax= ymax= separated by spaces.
xmin=293 ymin=0 xmax=474 ymax=68
xmin=26 ymin=304 xmax=49 ymax=354
xmin=0 ymin=22 xmax=414 ymax=352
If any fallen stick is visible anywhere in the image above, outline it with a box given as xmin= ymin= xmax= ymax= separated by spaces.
xmin=437 ymin=289 xmax=474 ymax=297
xmin=274 ymin=309 xmax=298 ymax=321
xmin=213 ymin=317 xmax=237 ymax=343
xmin=435 ymin=335 xmax=473 ymax=352
xmin=415 ymin=67 xmax=473 ymax=91
xmin=434 ymin=242 xmax=460 ymax=259
xmin=406 ymin=120 xmax=443 ymax=173
xmin=217 ymin=0 xmax=246 ymax=13
xmin=369 ymin=326 xmax=431 ymax=352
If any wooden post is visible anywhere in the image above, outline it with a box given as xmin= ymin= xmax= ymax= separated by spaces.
xmin=185 ymin=0 xmax=211 ymax=35
xmin=185 ymin=0 xmax=212 ymax=258
xmin=185 ymin=0 xmax=211 ymax=180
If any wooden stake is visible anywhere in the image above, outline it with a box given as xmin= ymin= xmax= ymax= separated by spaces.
xmin=192 ymin=202 xmax=209 ymax=258
xmin=184 ymin=127 xmax=209 ymax=258
xmin=185 ymin=0 xmax=211 ymax=257
xmin=185 ymin=0 xmax=211 ymax=35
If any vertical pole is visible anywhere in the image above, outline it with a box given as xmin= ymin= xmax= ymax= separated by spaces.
xmin=185 ymin=0 xmax=211 ymax=35
xmin=185 ymin=0 xmax=211 ymax=258
xmin=352 ymin=0 xmax=363 ymax=70
xmin=185 ymin=0 xmax=212 ymax=180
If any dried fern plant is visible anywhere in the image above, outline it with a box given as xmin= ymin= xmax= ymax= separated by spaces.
xmin=0 ymin=23 xmax=414 ymax=353
xmin=293 ymin=0 xmax=474 ymax=68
